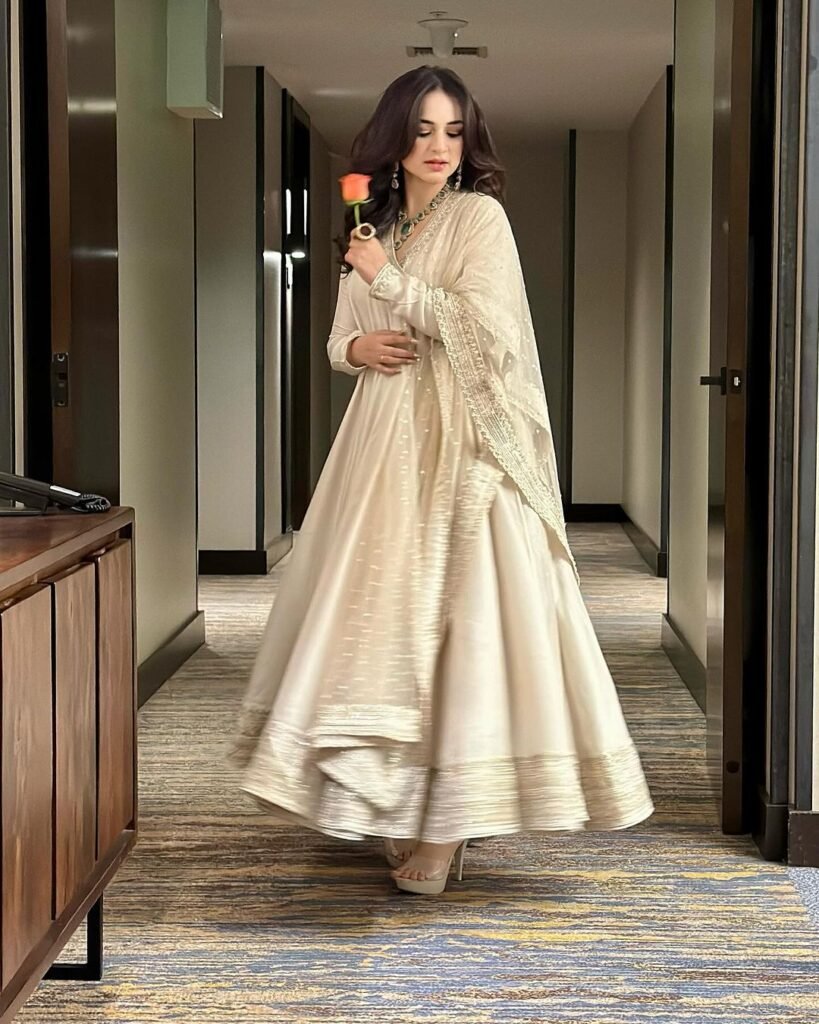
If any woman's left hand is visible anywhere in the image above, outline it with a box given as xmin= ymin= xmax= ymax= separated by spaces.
xmin=345 ymin=234 xmax=389 ymax=286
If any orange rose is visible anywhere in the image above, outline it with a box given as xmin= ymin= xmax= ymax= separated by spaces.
xmin=339 ymin=173 xmax=372 ymax=204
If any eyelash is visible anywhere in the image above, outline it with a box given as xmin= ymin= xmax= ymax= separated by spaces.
xmin=418 ymin=132 xmax=463 ymax=139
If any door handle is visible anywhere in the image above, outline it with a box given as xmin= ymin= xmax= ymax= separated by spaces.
xmin=699 ymin=367 xmax=743 ymax=395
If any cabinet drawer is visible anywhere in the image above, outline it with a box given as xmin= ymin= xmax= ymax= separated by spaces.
xmin=49 ymin=563 xmax=97 ymax=917
xmin=0 ymin=587 xmax=53 ymax=989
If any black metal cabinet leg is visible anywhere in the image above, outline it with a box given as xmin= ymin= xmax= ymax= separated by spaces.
xmin=45 ymin=894 xmax=103 ymax=981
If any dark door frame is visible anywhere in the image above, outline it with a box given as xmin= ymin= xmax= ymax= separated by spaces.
xmin=704 ymin=0 xmax=776 ymax=839
xmin=788 ymin=0 xmax=819 ymax=866
xmin=19 ymin=0 xmax=52 ymax=482
xmin=0 ymin=0 xmax=13 ymax=477
xmin=280 ymin=90 xmax=312 ymax=533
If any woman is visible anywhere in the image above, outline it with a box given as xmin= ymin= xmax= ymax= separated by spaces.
xmin=231 ymin=66 xmax=654 ymax=895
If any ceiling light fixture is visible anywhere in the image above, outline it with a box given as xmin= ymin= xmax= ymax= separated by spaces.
xmin=418 ymin=11 xmax=468 ymax=58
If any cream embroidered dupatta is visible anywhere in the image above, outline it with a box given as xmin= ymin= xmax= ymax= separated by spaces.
xmin=372 ymin=191 xmax=577 ymax=581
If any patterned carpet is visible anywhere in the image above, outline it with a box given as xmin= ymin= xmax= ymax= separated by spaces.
xmin=18 ymin=524 xmax=819 ymax=1023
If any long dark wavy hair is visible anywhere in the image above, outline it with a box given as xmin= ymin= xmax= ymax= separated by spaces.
xmin=337 ymin=66 xmax=505 ymax=272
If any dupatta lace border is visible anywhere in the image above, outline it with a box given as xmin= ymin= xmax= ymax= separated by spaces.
xmin=431 ymin=286 xmax=580 ymax=583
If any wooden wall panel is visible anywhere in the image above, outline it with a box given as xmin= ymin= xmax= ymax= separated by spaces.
xmin=93 ymin=540 xmax=134 ymax=854
xmin=50 ymin=563 xmax=96 ymax=916
xmin=0 ymin=586 xmax=53 ymax=988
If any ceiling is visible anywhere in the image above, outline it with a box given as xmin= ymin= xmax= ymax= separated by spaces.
xmin=222 ymin=0 xmax=675 ymax=154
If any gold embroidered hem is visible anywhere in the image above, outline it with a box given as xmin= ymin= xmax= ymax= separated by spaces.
xmin=240 ymin=738 xmax=654 ymax=842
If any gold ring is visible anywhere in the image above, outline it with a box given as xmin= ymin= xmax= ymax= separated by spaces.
xmin=353 ymin=222 xmax=377 ymax=241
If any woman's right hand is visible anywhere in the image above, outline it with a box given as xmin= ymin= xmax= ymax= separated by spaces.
xmin=347 ymin=331 xmax=418 ymax=375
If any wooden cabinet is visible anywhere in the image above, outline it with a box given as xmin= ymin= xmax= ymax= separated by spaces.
xmin=0 ymin=509 xmax=136 ymax=1022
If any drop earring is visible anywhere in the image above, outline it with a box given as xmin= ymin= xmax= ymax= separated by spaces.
xmin=391 ymin=164 xmax=400 ymax=190
xmin=454 ymin=160 xmax=463 ymax=191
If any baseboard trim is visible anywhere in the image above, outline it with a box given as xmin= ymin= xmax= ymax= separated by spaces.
xmin=662 ymin=614 xmax=706 ymax=713
xmin=137 ymin=610 xmax=206 ymax=707
xmin=565 ymin=503 xmax=627 ymax=523
xmin=788 ymin=809 xmax=819 ymax=866
xmin=199 ymin=549 xmax=267 ymax=575
xmin=621 ymin=519 xmax=667 ymax=578
xmin=199 ymin=533 xmax=293 ymax=576
xmin=753 ymin=784 xmax=788 ymax=861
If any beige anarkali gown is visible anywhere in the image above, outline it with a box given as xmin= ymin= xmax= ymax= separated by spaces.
xmin=231 ymin=188 xmax=654 ymax=842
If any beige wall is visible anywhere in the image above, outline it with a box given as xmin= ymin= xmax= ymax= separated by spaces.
xmin=116 ymin=0 xmax=198 ymax=662
xmin=668 ymin=0 xmax=715 ymax=665
xmin=623 ymin=74 xmax=667 ymax=547
xmin=501 ymin=140 xmax=567 ymax=473
xmin=573 ymin=132 xmax=628 ymax=504
xmin=196 ymin=68 xmax=259 ymax=551
xmin=196 ymin=67 xmax=285 ymax=552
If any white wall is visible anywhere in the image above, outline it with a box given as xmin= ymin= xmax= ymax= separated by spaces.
xmin=116 ymin=0 xmax=198 ymax=662
xmin=623 ymin=74 xmax=667 ymax=547
xmin=196 ymin=68 xmax=259 ymax=551
xmin=501 ymin=140 xmax=567 ymax=472
xmin=573 ymin=132 xmax=628 ymax=504
xmin=668 ymin=0 xmax=715 ymax=667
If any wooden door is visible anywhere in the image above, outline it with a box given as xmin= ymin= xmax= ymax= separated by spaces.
xmin=705 ymin=0 xmax=774 ymax=831
xmin=20 ymin=0 xmax=119 ymax=493
xmin=0 ymin=586 xmax=53 ymax=987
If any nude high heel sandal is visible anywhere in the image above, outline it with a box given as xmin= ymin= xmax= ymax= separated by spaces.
xmin=393 ymin=840 xmax=468 ymax=895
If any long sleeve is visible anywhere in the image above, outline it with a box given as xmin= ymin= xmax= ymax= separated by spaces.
xmin=368 ymin=262 xmax=441 ymax=339
xmin=327 ymin=270 xmax=366 ymax=375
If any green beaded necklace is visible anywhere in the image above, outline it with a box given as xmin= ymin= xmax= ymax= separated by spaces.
xmin=393 ymin=183 xmax=451 ymax=251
